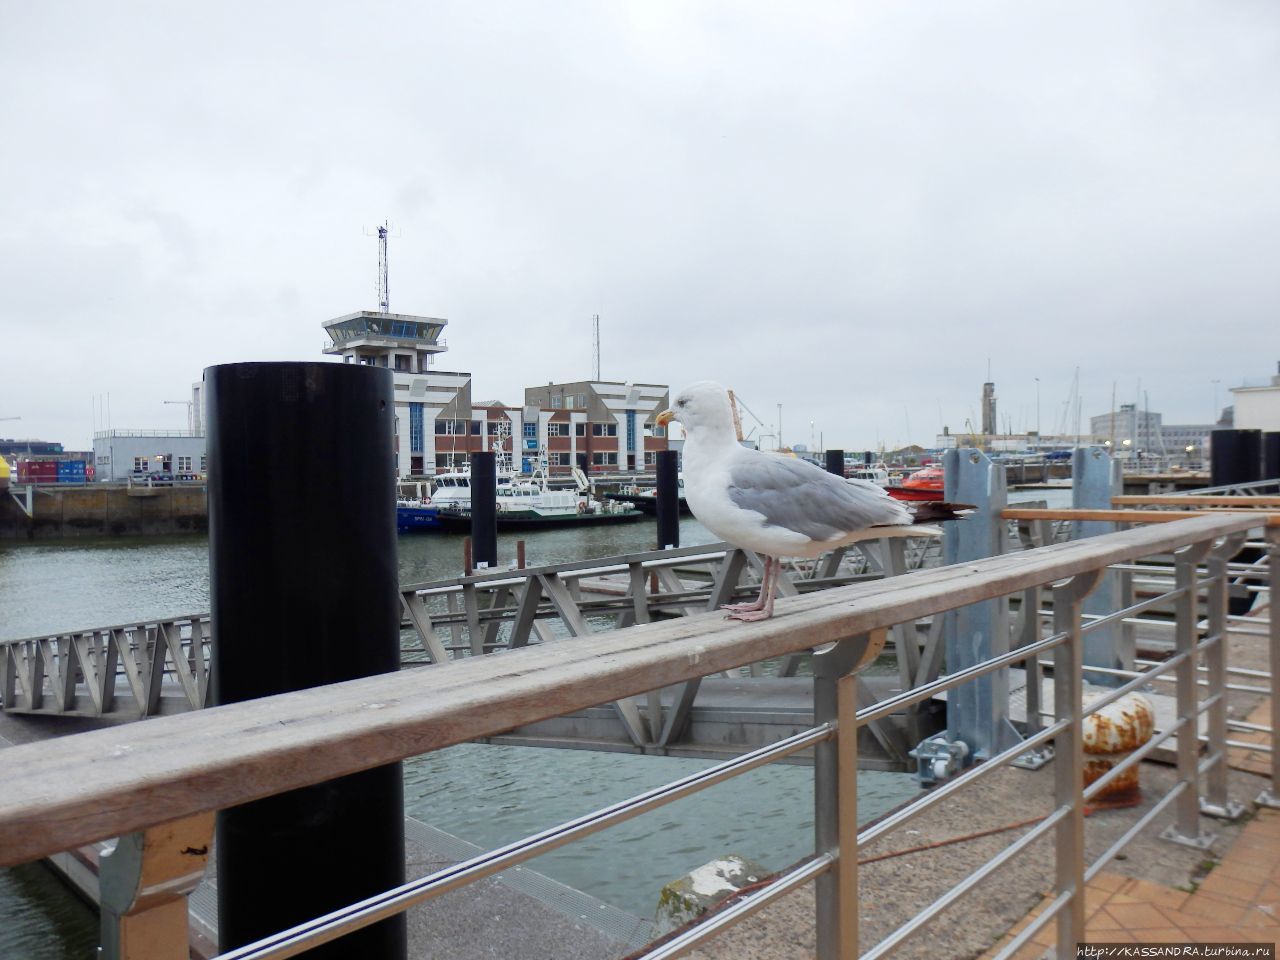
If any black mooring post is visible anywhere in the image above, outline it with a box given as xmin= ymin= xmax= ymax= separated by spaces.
xmin=1265 ymin=433 xmax=1280 ymax=482
xmin=470 ymin=451 xmax=498 ymax=569
xmin=1210 ymin=429 xmax=1262 ymax=487
xmin=655 ymin=449 xmax=680 ymax=550
xmin=206 ymin=362 xmax=406 ymax=960
xmin=825 ymin=449 xmax=845 ymax=477
xmin=864 ymin=451 xmax=872 ymax=466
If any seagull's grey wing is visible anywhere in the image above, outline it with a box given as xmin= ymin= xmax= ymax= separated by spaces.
xmin=727 ymin=453 xmax=911 ymax=541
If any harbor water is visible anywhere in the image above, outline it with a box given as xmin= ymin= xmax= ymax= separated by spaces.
xmin=0 ymin=495 xmax=1071 ymax=955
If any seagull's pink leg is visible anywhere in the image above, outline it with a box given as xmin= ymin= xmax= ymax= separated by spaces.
xmin=727 ymin=556 xmax=780 ymax=621
xmin=721 ymin=555 xmax=773 ymax=613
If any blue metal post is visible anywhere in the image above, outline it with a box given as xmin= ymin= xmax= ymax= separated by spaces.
xmin=1072 ymin=446 xmax=1124 ymax=681
xmin=942 ymin=448 xmax=1018 ymax=759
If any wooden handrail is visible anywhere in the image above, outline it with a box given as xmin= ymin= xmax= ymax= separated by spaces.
xmin=1003 ymin=508 xmax=1280 ymax=527
xmin=1112 ymin=496 xmax=1280 ymax=508
xmin=0 ymin=513 xmax=1259 ymax=869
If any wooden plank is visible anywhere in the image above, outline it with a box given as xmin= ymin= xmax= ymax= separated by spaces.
xmin=0 ymin=512 xmax=1258 ymax=868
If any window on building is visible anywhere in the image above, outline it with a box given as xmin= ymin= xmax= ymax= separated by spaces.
xmin=550 ymin=395 xmax=563 ymax=409
xmin=523 ymin=422 xmax=537 ymax=439
xmin=177 ymin=456 xmax=192 ymax=472
xmin=133 ymin=456 xmax=149 ymax=473
xmin=553 ymin=452 xmax=571 ymax=466
xmin=434 ymin=418 xmax=469 ymax=435
xmin=379 ymin=356 xmax=389 ymax=367
xmin=200 ymin=455 xmax=207 ymax=471
xmin=394 ymin=355 xmax=410 ymax=371
xmin=548 ymin=422 xmax=565 ymax=437
xmin=487 ymin=420 xmax=504 ymax=436
xmin=591 ymin=452 xmax=618 ymax=466
xmin=644 ymin=451 xmax=657 ymax=466
xmin=592 ymin=423 xmax=618 ymax=437
xmin=98 ymin=455 xmax=111 ymax=466
xmin=577 ymin=394 xmax=589 ymax=408
xmin=409 ymin=403 xmax=424 ymax=453
xmin=471 ymin=420 xmax=482 ymax=435
xmin=575 ymin=422 xmax=586 ymax=437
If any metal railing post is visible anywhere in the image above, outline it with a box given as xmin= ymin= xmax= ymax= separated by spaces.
xmin=1260 ymin=524 xmax=1280 ymax=809
xmin=813 ymin=629 xmax=886 ymax=960
xmin=1203 ymin=534 xmax=1248 ymax=819
xmin=1072 ymin=446 xmax=1125 ymax=681
xmin=1052 ymin=571 xmax=1100 ymax=958
xmin=1161 ymin=541 xmax=1216 ymax=848
xmin=942 ymin=448 xmax=1017 ymax=760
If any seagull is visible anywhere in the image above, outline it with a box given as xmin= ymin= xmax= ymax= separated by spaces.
xmin=656 ymin=381 xmax=967 ymax=621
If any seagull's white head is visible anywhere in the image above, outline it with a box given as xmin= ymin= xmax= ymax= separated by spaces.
xmin=656 ymin=381 xmax=737 ymax=442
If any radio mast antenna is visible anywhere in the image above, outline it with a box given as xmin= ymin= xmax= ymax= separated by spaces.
xmin=376 ymin=222 xmax=390 ymax=313
xmin=592 ymin=314 xmax=600 ymax=380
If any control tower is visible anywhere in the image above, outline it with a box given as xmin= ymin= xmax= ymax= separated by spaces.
xmin=322 ymin=310 xmax=448 ymax=373
xmin=323 ymin=311 xmax=477 ymax=478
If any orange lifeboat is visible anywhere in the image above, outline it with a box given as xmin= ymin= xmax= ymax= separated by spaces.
xmin=887 ymin=466 xmax=944 ymax=502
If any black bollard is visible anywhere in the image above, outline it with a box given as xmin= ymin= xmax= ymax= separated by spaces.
xmin=1210 ymin=429 xmax=1262 ymax=487
xmin=656 ymin=449 xmax=680 ymax=550
xmin=1265 ymin=433 xmax=1280 ymax=482
xmin=864 ymin=451 xmax=872 ymax=466
xmin=206 ymin=362 xmax=406 ymax=959
xmin=470 ymin=451 xmax=498 ymax=569
xmin=825 ymin=449 xmax=845 ymax=477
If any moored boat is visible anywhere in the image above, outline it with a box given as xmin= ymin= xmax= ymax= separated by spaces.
xmin=605 ymin=475 xmax=691 ymax=515
xmin=887 ymin=466 xmax=945 ymax=502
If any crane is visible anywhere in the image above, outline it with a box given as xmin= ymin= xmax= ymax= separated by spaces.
xmin=726 ymin=390 xmax=744 ymax=441
xmin=726 ymin=390 xmax=765 ymax=445
xmin=164 ymin=400 xmax=194 ymax=432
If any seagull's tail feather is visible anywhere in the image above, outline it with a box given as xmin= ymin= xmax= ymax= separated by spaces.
xmin=909 ymin=501 xmax=975 ymax=523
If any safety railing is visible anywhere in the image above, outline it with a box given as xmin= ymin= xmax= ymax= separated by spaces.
xmin=0 ymin=512 xmax=1271 ymax=960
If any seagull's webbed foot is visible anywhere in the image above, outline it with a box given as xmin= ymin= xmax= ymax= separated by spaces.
xmin=722 ymin=556 xmax=779 ymax=620
xmin=726 ymin=607 xmax=775 ymax=622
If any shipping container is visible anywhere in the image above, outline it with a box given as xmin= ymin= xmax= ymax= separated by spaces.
xmin=17 ymin=459 xmax=62 ymax=483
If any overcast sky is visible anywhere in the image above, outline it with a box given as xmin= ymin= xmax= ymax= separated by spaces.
xmin=2 ymin=1 xmax=1276 ymax=452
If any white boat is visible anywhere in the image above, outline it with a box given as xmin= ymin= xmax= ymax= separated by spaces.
xmin=847 ymin=466 xmax=891 ymax=488
xmin=434 ymin=464 xmax=642 ymax=530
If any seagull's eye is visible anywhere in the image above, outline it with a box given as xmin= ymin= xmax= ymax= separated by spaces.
xmin=677 ymin=399 xmax=687 ymax=408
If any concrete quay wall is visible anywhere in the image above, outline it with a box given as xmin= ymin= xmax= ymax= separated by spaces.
xmin=0 ymin=484 xmax=207 ymax=540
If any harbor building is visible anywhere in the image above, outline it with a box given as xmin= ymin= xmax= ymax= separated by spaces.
xmin=1089 ymin=404 xmax=1214 ymax=461
xmin=91 ymin=430 xmax=207 ymax=481
xmin=1230 ymin=362 xmax=1280 ymax=431
xmin=522 ymin=381 xmax=670 ymax=475
xmin=322 ymin=309 xmax=525 ymax=477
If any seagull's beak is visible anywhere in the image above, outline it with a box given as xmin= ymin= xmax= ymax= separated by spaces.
xmin=655 ymin=409 xmax=675 ymax=426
